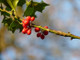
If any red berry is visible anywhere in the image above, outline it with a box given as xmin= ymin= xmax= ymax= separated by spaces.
xmin=35 ymin=27 xmax=40 ymax=32
xmin=31 ymin=17 xmax=35 ymax=21
xmin=27 ymin=28 xmax=31 ymax=35
xmin=40 ymin=34 xmax=45 ymax=39
xmin=22 ymin=28 xmax=28 ymax=34
xmin=22 ymin=19 xmax=26 ymax=23
xmin=22 ymin=24 xmax=28 ymax=28
xmin=44 ymin=26 xmax=48 ymax=29
xmin=24 ymin=20 xmax=30 ymax=25
xmin=43 ymin=31 xmax=48 ymax=35
xmin=26 ymin=16 xmax=31 ymax=21
xmin=37 ymin=33 xmax=41 ymax=37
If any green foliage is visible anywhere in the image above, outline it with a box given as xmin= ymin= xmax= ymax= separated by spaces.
xmin=34 ymin=1 xmax=49 ymax=12
xmin=0 ymin=0 xmax=49 ymax=33
xmin=18 ymin=0 xmax=26 ymax=6
xmin=2 ymin=17 xmax=23 ymax=33
xmin=6 ymin=0 xmax=19 ymax=10
xmin=8 ymin=20 xmax=23 ymax=33
xmin=0 ymin=0 xmax=11 ymax=9
xmin=0 ymin=10 xmax=10 ymax=16
xmin=2 ymin=17 xmax=12 ymax=26
xmin=24 ymin=6 xmax=35 ymax=17
xmin=0 ymin=0 xmax=19 ymax=10
xmin=24 ymin=1 xmax=49 ymax=17
xmin=6 ymin=7 xmax=12 ymax=11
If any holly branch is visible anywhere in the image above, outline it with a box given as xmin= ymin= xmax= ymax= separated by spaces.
xmin=0 ymin=0 xmax=80 ymax=40
xmin=0 ymin=8 xmax=80 ymax=40
xmin=32 ymin=24 xmax=80 ymax=40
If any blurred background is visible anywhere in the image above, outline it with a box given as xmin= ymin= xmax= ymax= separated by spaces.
xmin=0 ymin=0 xmax=80 ymax=60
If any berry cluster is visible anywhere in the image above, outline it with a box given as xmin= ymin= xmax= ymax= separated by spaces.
xmin=22 ymin=16 xmax=35 ymax=35
xmin=22 ymin=16 xmax=49 ymax=40
xmin=35 ymin=26 xmax=49 ymax=39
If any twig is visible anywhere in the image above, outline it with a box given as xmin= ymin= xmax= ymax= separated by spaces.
xmin=32 ymin=24 xmax=80 ymax=40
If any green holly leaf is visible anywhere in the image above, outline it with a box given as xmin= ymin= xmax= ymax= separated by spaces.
xmin=6 ymin=7 xmax=12 ymax=11
xmin=6 ymin=0 xmax=19 ymax=10
xmin=2 ymin=17 xmax=23 ymax=33
xmin=24 ymin=6 xmax=35 ymax=17
xmin=18 ymin=0 xmax=26 ymax=6
xmin=34 ymin=1 xmax=49 ymax=12
xmin=24 ymin=0 xmax=49 ymax=17
xmin=2 ymin=17 xmax=13 ymax=26
xmin=8 ymin=18 xmax=23 ymax=33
